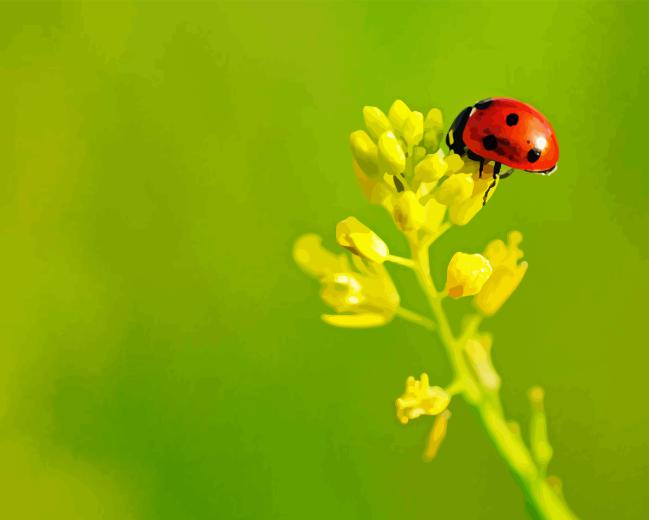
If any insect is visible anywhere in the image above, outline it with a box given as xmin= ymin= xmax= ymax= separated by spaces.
xmin=446 ymin=97 xmax=559 ymax=204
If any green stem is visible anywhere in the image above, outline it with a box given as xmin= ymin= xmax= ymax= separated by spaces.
xmin=408 ymin=236 xmax=579 ymax=520
xmin=395 ymin=306 xmax=435 ymax=331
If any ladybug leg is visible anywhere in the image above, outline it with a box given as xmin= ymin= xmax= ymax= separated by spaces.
xmin=478 ymin=158 xmax=485 ymax=178
xmin=499 ymin=168 xmax=515 ymax=179
xmin=482 ymin=162 xmax=501 ymax=206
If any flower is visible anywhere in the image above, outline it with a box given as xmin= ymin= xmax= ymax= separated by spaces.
xmin=336 ymin=216 xmax=389 ymax=263
xmin=414 ymin=152 xmax=448 ymax=182
xmin=396 ymin=373 xmax=451 ymax=424
xmin=474 ymin=231 xmax=528 ymax=316
xmin=388 ymin=99 xmax=412 ymax=133
xmin=445 ymin=252 xmax=493 ymax=298
xmin=448 ymin=168 xmax=500 ymax=226
xmin=320 ymin=266 xmax=400 ymax=328
xmin=293 ymin=234 xmax=350 ymax=278
xmin=423 ymin=108 xmax=444 ymax=151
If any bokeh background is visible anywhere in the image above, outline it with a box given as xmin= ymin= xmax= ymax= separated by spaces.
xmin=1 ymin=1 xmax=648 ymax=518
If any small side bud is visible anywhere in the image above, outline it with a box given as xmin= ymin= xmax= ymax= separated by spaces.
xmin=388 ymin=99 xmax=412 ymax=133
xmin=435 ymin=174 xmax=474 ymax=206
xmin=402 ymin=111 xmax=424 ymax=147
xmin=415 ymin=153 xmax=448 ymax=182
xmin=445 ymin=252 xmax=493 ymax=298
xmin=336 ymin=216 xmax=389 ymax=263
xmin=423 ymin=108 xmax=444 ymax=151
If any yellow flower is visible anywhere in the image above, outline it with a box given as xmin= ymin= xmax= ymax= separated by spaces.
xmin=363 ymin=106 xmax=392 ymax=141
xmin=392 ymin=191 xmax=425 ymax=232
xmin=421 ymin=198 xmax=446 ymax=234
xmin=293 ymin=234 xmax=350 ymax=278
xmin=396 ymin=373 xmax=450 ymax=424
xmin=435 ymin=174 xmax=474 ymax=207
xmin=445 ymin=252 xmax=493 ymax=298
xmin=349 ymin=130 xmax=379 ymax=178
xmin=378 ymin=130 xmax=406 ymax=175
xmin=474 ymin=231 xmax=528 ymax=316
xmin=320 ymin=266 xmax=400 ymax=328
xmin=352 ymin=161 xmax=394 ymax=207
xmin=336 ymin=216 xmax=389 ymax=263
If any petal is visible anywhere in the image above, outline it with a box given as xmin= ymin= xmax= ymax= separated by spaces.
xmin=321 ymin=312 xmax=390 ymax=328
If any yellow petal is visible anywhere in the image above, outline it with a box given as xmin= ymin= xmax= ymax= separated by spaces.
xmin=293 ymin=234 xmax=349 ymax=278
xmin=421 ymin=198 xmax=447 ymax=234
xmin=445 ymin=153 xmax=464 ymax=173
xmin=423 ymin=108 xmax=444 ymax=151
xmin=335 ymin=217 xmax=389 ymax=263
xmin=423 ymin=410 xmax=451 ymax=461
xmin=321 ymin=312 xmax=389 ymax=328
xmin=474 ymin=261 xmax=528 ymax=316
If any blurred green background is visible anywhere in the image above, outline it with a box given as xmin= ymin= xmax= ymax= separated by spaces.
xmin=1 ymin=1 xmax=648 ymax=518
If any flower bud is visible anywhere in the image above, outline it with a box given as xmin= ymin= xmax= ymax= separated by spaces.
xmin=388 ymin=99 xmax=412 ymax=133
xmin=363 ymin=106 xmax=392 ymax=141
xmin=435 ymin=174 xmax=474 ymax=206
xmin=392 ymin=191 xmax=425 ymax=232
xmin=396 ymin=373 xmax=451 ymax=424
xmin=402 ymin=111 xmax=424 ymax=147
xmin=415 ymin=153 xmax=448 ymax=182
xmin=349 ymin=130 xmax=379 ymax=178
xmin=378 ymin=131 xmax=406 ymax=175
xmin=423 ymin=108 xmax=444 ymax=151
xmin=336 ymin=216 xmax=389 ymax=263
xmin=445 ymin=252 xmax=493 ymax=298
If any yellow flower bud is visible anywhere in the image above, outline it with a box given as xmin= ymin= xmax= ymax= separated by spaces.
xmin=445 ymin=153 xmax=464 ymax=173
xmin=392 ymin=191 xmax=425 ymax=232
xmin=415 ymin=152 xmax=448 ymax=182
xmin=402 ymin=111 xmax=424 ymax=147
xmin=396 ymin=373 xmax=450 ymax=424
xmin=363 ymin=106 xmax=392 ymax=141
xmin=336 ymin=216 xmax=389 ymax=263
xmin=352 ymin=161 xmax=394 ymax=206
xmin=349 ymin=130 xmax=379 ymax=178
xmin=421 ymin=198 xmax=446 ymax=234
xmin=435 ymin=174 xmax=474 ymax=206
xmin=423 ymin=108 xmax=443 ymax=151
xmin=388 ymin=99 xmax=412 ymax=133
xmin=445 ymin=252 xmax=493 ymax=298
xmin=378 ymin=131 xmax=406 ymax=175
xmin=423 ymin=409 xmax=451 ymax=461
xmin=474 ymin=231 xmax=528 ymax=316
xmin=293 ymin=234 xmax=350 ymax=278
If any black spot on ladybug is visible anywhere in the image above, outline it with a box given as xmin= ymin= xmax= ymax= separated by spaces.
xmin=482 ymin=134 xmax=498 ymax=150
xmin=506 ymin=113 xmax=519 ymax=126
xmin=475 ymin=98 xmax=492 ymax=110
xmin=527 ymin=149 xmax=541 ymax=163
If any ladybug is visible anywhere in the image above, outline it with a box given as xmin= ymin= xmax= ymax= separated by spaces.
xmin=446 ymin=97 xmax=559 ymax=204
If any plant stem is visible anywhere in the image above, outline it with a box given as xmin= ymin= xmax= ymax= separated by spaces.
xmin=408 ymin=237 xmax=579 ymax=520
xmin=395 ymin=307 xmax=435 ymax=331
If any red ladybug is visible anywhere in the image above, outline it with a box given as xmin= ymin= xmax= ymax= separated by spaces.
xmin=446 ymin=97 xmax=559 ymax=203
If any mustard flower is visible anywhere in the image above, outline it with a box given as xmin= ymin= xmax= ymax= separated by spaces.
xmin=445 ymin=252 xmax=493 ymax=298
xmin=363 ymin=106 xmax=392 ymax=141
xmin=423 ymin=107 xmax=444 ymax=151
xmin=435 ymin=173 xmax=474 ymax=206
xmin=474 ymin=231 xmax=528 ymax=316
xmin=378 ymin=131 xmax=406 ymax=175
xmin=388 ymin=99 xmax=412 ymax=134
xmin=349 ymin=130 xmax=379 ymax=178
xmin=336 ymin=216 xmax=389 ymax=263
xmin=320 ymin=268 xmax=399 ymax=328
xmin=396 ymin=373 xmax=451 ymax=424
xmin=292 ymin=234 xmax=349 ymax=278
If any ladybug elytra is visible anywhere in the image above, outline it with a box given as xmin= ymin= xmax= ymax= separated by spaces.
xmin=446 ymin=97 xmax=559 ymax=204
